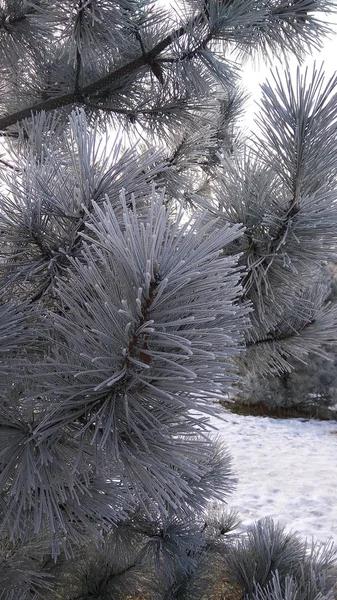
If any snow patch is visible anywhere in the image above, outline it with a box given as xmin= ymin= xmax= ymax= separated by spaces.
xmin=207 ymin=410 xmax=337 ymax=544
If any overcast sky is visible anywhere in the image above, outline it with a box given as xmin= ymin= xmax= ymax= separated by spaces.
xmin=241 ymin=13 xmax=337 ymax=128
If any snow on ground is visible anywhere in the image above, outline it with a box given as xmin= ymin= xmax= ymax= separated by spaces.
xmin=206 ymin=410 xmax=337 ymax=545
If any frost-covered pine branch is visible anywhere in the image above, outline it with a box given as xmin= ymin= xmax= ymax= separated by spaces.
xmin=0 ymin=0 xmax=334 ymax=133
xmin=1 ymin=1 xmax=337 ymax=598
xmin=201 ymin=65 xmax=337 ymax=376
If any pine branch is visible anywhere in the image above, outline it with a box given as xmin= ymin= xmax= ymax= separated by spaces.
xmin=246 ymin=318 xmax=316 ymax=348
xmin=69 ymin=560 xmax=138 ymax=600
xmin=160 ymin=32 xmax=212 ymax=64
xmin=0 ymin=20 xmax=192 ymax=131
xmin=269 ymin=196 xmax=300 ymax=252
xmin=74 ymin=48 xmax=82 ymax=99
xmin=0 ymin=1 xmax=333 ymax=131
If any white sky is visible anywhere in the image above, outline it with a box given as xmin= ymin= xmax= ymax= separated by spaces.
xmin=241 ymin=13 xmax=337 ymax=128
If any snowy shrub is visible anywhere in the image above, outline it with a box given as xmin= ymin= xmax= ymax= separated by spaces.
xmin=252 ymin=569 xmax=336 ymax=600
xmin=225 ymin=518 xmax=337 ymax=600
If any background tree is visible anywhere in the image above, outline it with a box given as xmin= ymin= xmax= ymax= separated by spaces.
xmin=231 ymin=264 xmax=337 ymax=417
xmin=0 ymin=1 xmax=337 ymax=598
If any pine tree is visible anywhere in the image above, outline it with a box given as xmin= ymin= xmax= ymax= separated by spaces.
xmin=0 ymin=1 xmax=337 ymax=598
xmin=233 ymin=265 xmax=337 ymax=417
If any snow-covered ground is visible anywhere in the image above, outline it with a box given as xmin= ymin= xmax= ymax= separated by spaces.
xmin=207 ymin=410 xmax=337 ymax=545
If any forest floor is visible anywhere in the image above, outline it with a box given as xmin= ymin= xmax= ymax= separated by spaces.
xmin=206 ymin=409 xmax=337 ymax=545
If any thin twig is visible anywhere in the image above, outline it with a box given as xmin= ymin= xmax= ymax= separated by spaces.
xmin=0 ymin=157 xmax=19 ymax=171
xmin=246 ymin=319 xmax=316 ymax=348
